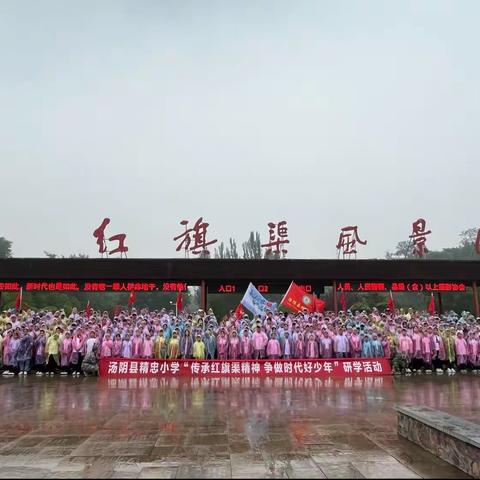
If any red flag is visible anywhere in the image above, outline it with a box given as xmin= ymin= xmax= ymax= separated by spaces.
xmin=387 ymin=290 xmax=395 ymax=311
xmin=427 ymin=293 xmax=435 ymax=314
xmin=128 ymin=291 xmax=136 ymax=306
xmin=314 ymin=297 xmax=326 ymax=313
xmin=15 ymin=287 xmax=23 ymax=311
xmin=280 ymin=282 xmax=315 ymax=313
xmin=339 ymin=290 xmax=347 ymax=311
xmin=234 ymin=303 xmax=244 ymax=319
xmin=86 ymin=300 xmax=92 ymax=318
xmin=176 ymin=292 xmax=183 ymax=313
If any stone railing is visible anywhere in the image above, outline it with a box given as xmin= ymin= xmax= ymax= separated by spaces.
xmin=395 ymin=405 xmax=479 ymax=478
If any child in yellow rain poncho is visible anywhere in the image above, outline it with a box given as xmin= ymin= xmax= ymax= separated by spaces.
xmin=192 ymin=334 xmax=206 ymax=360
xmin=167 ymin=331 xmax=180 ymax=359
xmin=45 ymin=333 xmax=60 ymax=375
xmin=154 ymin=330 xmax=168 ymax=359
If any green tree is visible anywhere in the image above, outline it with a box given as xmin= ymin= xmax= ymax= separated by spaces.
xmin=242 ymin=231 xmax=262 ymax=259
xmin=227 ymin=238 xmax=239 ymax=259
xmin=0 ymin=237 xmax=12 ymax=258
xmin=214 ymin=242 xmax=226 ymax=259
xmin=385 ymin=240 xmax=413 ymax=259
xmin=459 ymin=228 xmax=478 ymax=247
xmin=214 ymin=238 xmax=240 ymax=259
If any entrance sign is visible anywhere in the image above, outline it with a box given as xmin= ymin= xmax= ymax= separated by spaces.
xmin=209 ymin=281 xmax=324 ymax=294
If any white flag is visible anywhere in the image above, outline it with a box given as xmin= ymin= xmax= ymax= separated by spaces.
xmin=241 ymin=282 xmax=277 ymax=316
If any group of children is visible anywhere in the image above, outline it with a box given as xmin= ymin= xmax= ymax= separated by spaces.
xmin=0 ymin=305 xmax=478 ymax=376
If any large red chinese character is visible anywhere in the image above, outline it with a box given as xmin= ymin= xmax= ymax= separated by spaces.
xmin=93 ymin=218 xmax=128 ymax=257
xmin=93 ymin=218 xmax=110 ymax=254
xmin=173 ymin=217 xmax=217 ymax=256
xmin=409 ymin=218 xmax=431 ymax=258
xmin=336 ymin=226 xmax=367 ymax=258
xmin=261 ymin=221 xmax=290 ymax=256
xmin=476 ymin=229 xmax=480 ymax=255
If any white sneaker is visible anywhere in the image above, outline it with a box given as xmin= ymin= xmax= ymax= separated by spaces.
xmin=2 ymin=371 xmax=9 ymax=376
xmin=426 ymin=370 xmax=432 ymax=374
xmin=60 ymin=372 xmax=67 ymax=376
xmin=461 ymin=370 xmax=467 ymax=374
xmin=7 ymin=371 xmax=14 ymax=376
xmin=38 ymin=372 xmax=44 ymax=376
xmin=405 ymin=369 xmax=411 ymax=373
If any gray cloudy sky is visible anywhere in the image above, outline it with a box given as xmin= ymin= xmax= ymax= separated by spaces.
xmin=1 ymin=1 xmax=478 ymax=259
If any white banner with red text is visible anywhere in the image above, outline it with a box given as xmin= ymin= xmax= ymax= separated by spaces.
xmin=99 ymin=357 xmax=392 ymax=378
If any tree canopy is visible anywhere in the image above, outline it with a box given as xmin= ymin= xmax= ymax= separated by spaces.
xmin=0 ymin=237 xmax=12 ymax=258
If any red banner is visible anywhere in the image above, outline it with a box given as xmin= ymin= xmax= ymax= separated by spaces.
xmin=99 ymin=357 xmax=391 ymax=378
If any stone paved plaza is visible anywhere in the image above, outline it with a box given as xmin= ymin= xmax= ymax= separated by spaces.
xmin=0 ymin=375 xmax=477 ymax=479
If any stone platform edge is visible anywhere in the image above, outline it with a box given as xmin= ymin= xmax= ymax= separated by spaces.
xmin=394 ymin=405 xmax=480 ymax=449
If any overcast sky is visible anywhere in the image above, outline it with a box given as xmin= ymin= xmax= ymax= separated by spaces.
xmin=1 ymin=1 xmax=478 ymax=259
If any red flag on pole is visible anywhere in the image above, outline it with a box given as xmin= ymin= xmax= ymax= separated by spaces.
xmin=387 ymin=290 xmax=395 ymax=311
xmin=128 ymin=291 xmax=136 ymax=306
xmin=234 ymin=303 xmax=244 ymax=319
xmin=15 ymin=287 xmax=23 ymax=311
xmin=86 ymin=300 xmax=92 ymax=318
xmin=176 ymin=292 xmax=183 ymax=314
xmin=280 ymin=282 xmax=315 ymax=313
xmin=339 ymin=290 xmax=347 ymax=311
xmin=427 ymin=292 xmax=435 ymax=314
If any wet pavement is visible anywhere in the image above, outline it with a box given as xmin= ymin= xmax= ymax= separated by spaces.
xmin=0 ymin=374 xmax=478 ymax=478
